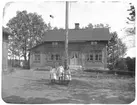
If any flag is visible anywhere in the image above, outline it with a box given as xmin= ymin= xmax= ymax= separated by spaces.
xmin=50 ymin=15 xmax=54 ymax=18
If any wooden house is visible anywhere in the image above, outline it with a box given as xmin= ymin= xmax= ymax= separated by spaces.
xmin=29 ymin=24 xmax=111 ymax=70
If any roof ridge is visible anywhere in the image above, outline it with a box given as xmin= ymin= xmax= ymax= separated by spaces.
xmin=47 ymin=28 xmax=109 ymax=31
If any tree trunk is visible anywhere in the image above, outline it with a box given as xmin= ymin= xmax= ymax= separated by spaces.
xmin=19 ymin=54 xmax=20 ymax=67
xmin=23 ymin=52 xmax=27 ymax=69
xmin=28 ymin=52 xmax=30 ymax=69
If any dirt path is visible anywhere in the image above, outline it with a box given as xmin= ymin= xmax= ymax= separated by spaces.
xmin=2 ymin=70 xmax=135 ymax=104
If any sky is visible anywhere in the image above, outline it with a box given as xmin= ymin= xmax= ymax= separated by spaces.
xmin=2 ymin=0 xmax=136 ymax=57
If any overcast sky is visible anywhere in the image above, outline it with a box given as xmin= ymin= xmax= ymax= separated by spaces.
xmin=3 ymin=0 xmax=136 ymax=57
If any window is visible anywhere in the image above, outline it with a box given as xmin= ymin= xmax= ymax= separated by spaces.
xmin=91 ymin=41 xmax=97 ymax=45
xmin=51 ymin=54 xmax=54 ymax=60
xmin=99 ymin=54 xmax=102 ymax=61
xmin=52 ymin=42 xmax=58 ymax=46
xmin=90 ymin=54 xmax=93 ymax=60
xmin=95 ymin=54 xmax=99 ymax=60
xmin=34 ymin=53 xmax=40 ymax=63
xmin=95 ymin=53 xmax=102 ymax=61
xmin=48 ymin=53 xmax=61 ymax=61
xmin=55 ymin=54 xmax=60 ymax=60
xmin=87 ymin=50 xmax=102 ymax=62
xmin=87 ymin=53 xmax=94 ymax=61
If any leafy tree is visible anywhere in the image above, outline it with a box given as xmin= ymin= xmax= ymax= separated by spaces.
xmin=84 ymin=23 xmax=93 ymax=29
xmin=94 ymin=23 xmax=109 ymax=28
xmin=127 ymin=3 xmax=135 ymax=22
xmin=47 ymin=23 xmax=52 ymax=30
xmin=126 ymin=3 xmax=135 ymax=35
xmin=84 ymin=23 xmax=110 ymax=29
xmin=107 ymin=32 xmax=127 ymax=70
xmin=7 ymin=10 xmax=48 ymax=68
xmin=53 ymin=27 xmax=58 ymax=30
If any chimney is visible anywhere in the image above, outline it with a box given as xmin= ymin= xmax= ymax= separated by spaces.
xmin=75 ymin=23 xmax=80 ymax=29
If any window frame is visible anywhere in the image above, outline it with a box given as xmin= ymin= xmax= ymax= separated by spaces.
xmin=87 ymin=53 xmax=94 ymax=61
xmin=87 ymin=50 xmax=102 ymax=62
xmin=52 ymin=42 xmax=58 ymax=47
xmin=95 ymin=53 xmax=102 ymax=62
xmin=48 ymin=52 xmax=61 ymax=61
xmin=34 ymin=52 xmax=40 ymax=63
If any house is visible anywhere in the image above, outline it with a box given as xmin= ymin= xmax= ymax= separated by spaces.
xmin=2 ymin=27 xmax=12 ymax=71
xmin=29 ymin=23 xmax=111 ymax=70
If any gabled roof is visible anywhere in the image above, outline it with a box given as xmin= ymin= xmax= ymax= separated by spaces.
xmin=43 ymin=28 xmax=111 ymax=41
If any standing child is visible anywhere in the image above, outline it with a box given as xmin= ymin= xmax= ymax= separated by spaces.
xmin=50 ymin=65 xmax=57 ymax=83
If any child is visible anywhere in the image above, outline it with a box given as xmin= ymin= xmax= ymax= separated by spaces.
xmin=50 ymin=65 xmax=57 ymax=83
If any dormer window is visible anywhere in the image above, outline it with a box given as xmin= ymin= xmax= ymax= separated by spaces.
xmin=91 ymin=41 xmax=97 ymax=45
xmin=52 ymin=42 xmax=58 ymax=46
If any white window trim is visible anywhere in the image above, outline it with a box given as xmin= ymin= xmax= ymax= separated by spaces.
xmin=87 ymin=50 xmax=102 ymax=62
xmin=47 ymin=52 xmax=61 ymax=61
xmin=87 ymin=53 xmax=94 ymax=61
xmin=95 ymin=53 xmax=102 ymax=62
xmin=34 ymin=52 xmax=40 ymax=63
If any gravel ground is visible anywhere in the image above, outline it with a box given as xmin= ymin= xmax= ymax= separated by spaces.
xmin=2 ymin=69 xmax=135 ymax=104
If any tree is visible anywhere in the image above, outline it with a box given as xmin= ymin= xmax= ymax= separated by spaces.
xmin=7 ymin=10 xmax=48 ymax=68
xmin=53 ymin=27 xmax=58 ymax=30
xmin=94 ymin=23 xmax=110 ymax=28
xmin=84 ymin=23 xmax=93 ymax=29
xmin=47 ymin=23 xmax=52 ymax=30
xmin=127 ymin=3 xmax=135 ymax=22
xmin=126 ymin=3 xmax=135 ymax=35
xmin=84 ymin=23 xmax=110 ymax=29
xmin=107 ymin=32 xmax=127 ymax=70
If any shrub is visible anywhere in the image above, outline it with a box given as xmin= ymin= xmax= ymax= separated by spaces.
xmin=115 ymin=58 xmax=128 ymax=71
xmin=125 ymin=57 xmax=135 ymax=72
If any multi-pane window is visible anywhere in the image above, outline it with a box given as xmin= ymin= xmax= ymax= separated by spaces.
xmin=52 ymin=42 xmax=58 ymax=46
xmin=87 ymin=53 xmax=94 ymax=61
xmin=95 ymin=53 xmax=102 ymax=61
xmin=34 ymin=53 xmax=40 ymax=63
xmin=89 ymin=54 xmax=93 ymax=60
xmin=95 ymin=54 xmax=99 ymax=60
xmin=91 ymin=41 xmax=97 ymax=45
xmin=55 ymin=54 xmax=60 ymax=60
xmin=87 ymin=50 xmax=102 ymax=62
xmin=48 ymin=53 xmax=61 ymax=61
xmin=51 ymin=54 xmax=54 ymax=60
xmin=99 ymin=54 xmax=102 ymax=61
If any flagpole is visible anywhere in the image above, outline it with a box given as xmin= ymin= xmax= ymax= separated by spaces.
xmin=65 ymin=1 xmax=69 ymax=71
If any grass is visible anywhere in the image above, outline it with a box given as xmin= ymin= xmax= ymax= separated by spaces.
xmin=73 ymin=70 xmax=135 ymax=92
xmin=2 ymin=69 xmax=135 ymax=104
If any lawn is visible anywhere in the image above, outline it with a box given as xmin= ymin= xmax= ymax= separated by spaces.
xmin=2 ymin=69 xmax=135 ymax=104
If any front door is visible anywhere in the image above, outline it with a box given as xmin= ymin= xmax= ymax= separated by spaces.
xmin=70 ymin=52 xmax=78 ymax=66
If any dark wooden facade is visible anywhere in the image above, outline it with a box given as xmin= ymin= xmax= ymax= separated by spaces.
xmin=30 ymin=41 xmax=108 ymax=70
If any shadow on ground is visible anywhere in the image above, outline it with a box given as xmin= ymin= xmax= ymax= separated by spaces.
xmin=2 ymin=94 xmax=134 ymax=104
xmin=2 ymin=95 xmax=81 ymax=104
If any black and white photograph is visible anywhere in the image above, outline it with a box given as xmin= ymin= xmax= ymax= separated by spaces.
xmin=2 ymin=0 xmax=135 ymax=104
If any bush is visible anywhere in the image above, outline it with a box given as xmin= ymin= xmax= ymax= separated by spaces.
xmin=115 ymin=58 xmax=128 ymax=71
xmin=108 ymin=58 xmax=127 ymax=71
xmin=125 ymin=57 xmax=135 ymax=72
xmin=23 ymin=61 xmax=30 ymax=69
